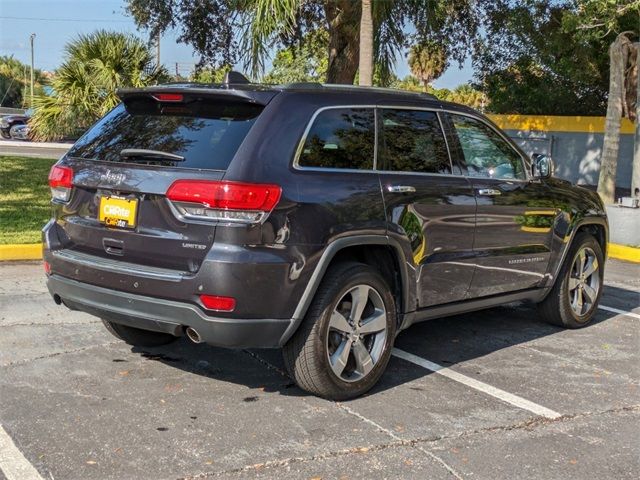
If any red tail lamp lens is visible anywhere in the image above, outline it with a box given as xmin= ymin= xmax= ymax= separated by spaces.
xmin=48 ymin=165 xmax=73 ymax=188
xmin=43 ymin=261 xmax=51 ymax=275
xmin=200 ymin=294 xmax=236 ymax=312
xmin=152 ymin=93 xmax=183 ymax=102
xmin=167 ymin=180 xmax=281 ymax=211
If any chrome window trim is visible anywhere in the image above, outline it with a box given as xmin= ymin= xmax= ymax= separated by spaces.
xmin=292 ymin=105 xmax=378 ymax=173
xmin=443 ymin=109 xmax=532 ymax=182
xmin=292 ymin=104 xmax=465 ymax=179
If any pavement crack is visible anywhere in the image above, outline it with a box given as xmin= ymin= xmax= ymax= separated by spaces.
xmin=1 ymin=321 xmax=100 ymax=328
xmin=177 ymin=440 xmax=407 ymax=479
xmin=337 ymin=403 xmax=464 ymax=480
xmin=408 ymin=404 xmax=640 ymax=447
xmin=0 ymin=341 xmax=121 ymax=367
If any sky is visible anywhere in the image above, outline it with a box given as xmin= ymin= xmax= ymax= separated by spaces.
xmin=0 ymin=0 xmax=474 ymax=89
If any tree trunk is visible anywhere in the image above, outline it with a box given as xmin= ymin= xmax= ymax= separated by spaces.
xmin=598 ymin=34 xmax=630 ymax=205
xmin=325 ymin=1 xmax=360 ymax=84
xmin=633 ymin=42 xmax=640 ymax=198
xmin=358 ymin=0 xmax=373 ymax=86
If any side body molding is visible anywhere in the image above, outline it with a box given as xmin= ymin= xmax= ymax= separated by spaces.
xmin=279 ymin=235 xmax=414 ymax=346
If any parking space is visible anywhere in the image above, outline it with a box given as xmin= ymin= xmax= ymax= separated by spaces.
xmin=1 ymin=260 xmax=638 ymax=479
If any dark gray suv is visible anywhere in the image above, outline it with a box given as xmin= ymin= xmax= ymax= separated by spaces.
xmin=44 ymin=76 xmax=608 ymax=399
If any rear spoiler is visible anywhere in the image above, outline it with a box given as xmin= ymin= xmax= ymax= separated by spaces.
xmin=117 ymin=85 xmax=277 ymax=106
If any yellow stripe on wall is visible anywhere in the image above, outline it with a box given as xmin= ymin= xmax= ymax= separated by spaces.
xmin=487 ymin=114 xmax=635 ymax=135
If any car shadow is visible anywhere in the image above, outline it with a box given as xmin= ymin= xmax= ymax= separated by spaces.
xmin=129 ymin=284 xmax=636 ymax=400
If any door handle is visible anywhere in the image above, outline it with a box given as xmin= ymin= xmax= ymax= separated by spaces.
xmin=387 ymin=185 xmax=416 ymax=193
xmin=477 ymin=188 xmax=502 ymax=196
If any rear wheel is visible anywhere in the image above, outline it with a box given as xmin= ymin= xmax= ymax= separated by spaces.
xmin=102 ymin=319 xmax=178 ymax=347
xmin=538 ymin=232 xmax=604 ymax=328
xmin=283 ymin=262 xmax=396 ymax=400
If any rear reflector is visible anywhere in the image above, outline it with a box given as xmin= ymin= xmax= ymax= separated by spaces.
xmin=200 ymin=294 xmax=236 ymax=312
xmin=166 ymin=180 xmax=282 ymax=224
xmin=48 ymin=165 xmax=74 ymax=202
xmin=152 ymin=93 xmax=183 ymax=102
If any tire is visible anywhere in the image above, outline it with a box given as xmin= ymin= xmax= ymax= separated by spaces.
xmin=538 ymin=232 xmax=604 ymax=328
xmin=102 ymin=319 xmax=178 ymax=347
xmin=283 ymin=262 xmax=397 ymax=400
xmin=0 ymin=130 xmax=9 ymax=139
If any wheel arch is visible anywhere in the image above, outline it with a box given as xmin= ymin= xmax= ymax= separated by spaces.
xmin=279 ymin=235 xmax=413 ymax=346
xmin=543 ymin=216 xmax=608 ymax=297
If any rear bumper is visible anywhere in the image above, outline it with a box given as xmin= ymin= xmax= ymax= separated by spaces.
xmin=47 ymin=274 xmax=293 ymax=348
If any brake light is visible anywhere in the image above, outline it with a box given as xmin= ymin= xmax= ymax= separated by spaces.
xmin=166 ymin=180 xmax=282 ymax=223
xmin=48 ymin=165 xmax=74 ymax=202
xmin=43 ymin=261 xmax=51 ymax=275
xmin=200 ymin=294 xmax=236 ymax=312
xmin=152 ymin=93 xmax=183 ymax=102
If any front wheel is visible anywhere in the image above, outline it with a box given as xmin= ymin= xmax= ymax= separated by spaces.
xmin=283 ymin=262 xmax=396 ymax=400
xmin=538 ymin=232 xmax=604 ymax=328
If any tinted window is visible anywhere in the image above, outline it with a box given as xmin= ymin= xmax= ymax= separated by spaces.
xmin=450 ymin=114 xmax=525 ymax=180
xmin=380 ymin=109 xmax=450 ymax=174
xmin=298 ymin=108 xmax=374 ymax=170
xmin=67 ymin=98 xmax=263 ymax=170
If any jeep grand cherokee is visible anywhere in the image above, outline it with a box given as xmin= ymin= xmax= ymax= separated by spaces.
xmin=44 ymin=74 xmax=608 ymax=400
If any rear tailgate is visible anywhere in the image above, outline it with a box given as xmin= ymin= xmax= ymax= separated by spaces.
xmin=49 ymin=88 xmax=274 ymax=273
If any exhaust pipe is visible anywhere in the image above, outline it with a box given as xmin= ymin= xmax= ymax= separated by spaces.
xmin=185 ymin=327 xmax=202 ymax=344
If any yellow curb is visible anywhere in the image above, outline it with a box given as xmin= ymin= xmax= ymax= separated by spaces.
xmin=0 ymin=244 xmax=43 ymax=261
xmin=0 ymin=242 xmax=638 ymax=263
xmin=608 ymin=243 xmax=640 ymax=263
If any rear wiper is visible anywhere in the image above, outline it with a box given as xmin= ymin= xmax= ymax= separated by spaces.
xmin=120 ymin=149 xmax=185 ymax=162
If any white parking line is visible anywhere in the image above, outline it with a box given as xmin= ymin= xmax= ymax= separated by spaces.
xmin=0 ymin=425 xmax=44 ymax=480
xmin=392 ymin=348 xmax=562 ymax=419
xmin=599 ymin=305 xmax=640 ymax=320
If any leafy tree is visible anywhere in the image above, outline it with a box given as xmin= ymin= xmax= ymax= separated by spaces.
xmin=30 ymin=31 xmax=167 ymax=141
xmin=562 ymin=0 xmax=639 ymax=203
xmin=408 ymin=40 xmax=448 ymax=90
xmin=0 ymin=56 xmax=46 ymax=108
xmin=263 ymin=29 xmax=328 ymax=84
xmin=126 ymin=0 xmax=482 ymax=84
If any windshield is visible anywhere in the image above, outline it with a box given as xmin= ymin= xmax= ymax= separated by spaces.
xmin=67 ymin=97 xmax=263 ymax=170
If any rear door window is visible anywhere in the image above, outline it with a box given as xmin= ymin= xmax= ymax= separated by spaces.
xmin=297 ymin=108 xmax=375 ymax=170
xmin=67 ymin=97 xmax=263 ymax=170
xmin=379 ymin=109 xmax=451 ymax=174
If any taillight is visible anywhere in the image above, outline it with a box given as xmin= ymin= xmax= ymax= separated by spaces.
xmin=200 ymin=294 xmax=236 ymax=312
xmin=43 ymin=261 xmax=51 ymax=275
xmin=48 ymin=165 xmax=74 ymax=202
xmin=166 ymin=180 xmax=282 ymax=223
xmin=152 ymin=93 xmax=183 ymax=102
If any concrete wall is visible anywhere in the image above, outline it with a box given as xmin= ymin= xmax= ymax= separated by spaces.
xmin=488 ymin=115 xmax=635 ymax=190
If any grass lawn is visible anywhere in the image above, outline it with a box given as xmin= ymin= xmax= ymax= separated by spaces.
xmin=0 ymin=155 xmax=56 ymax=244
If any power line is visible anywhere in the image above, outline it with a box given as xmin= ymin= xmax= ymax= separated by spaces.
xmin=0 ymin=16 xmax=130 ymax=23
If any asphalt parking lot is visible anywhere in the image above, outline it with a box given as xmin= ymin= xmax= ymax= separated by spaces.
xmin=1 ymin=260 xmax=638 ymax=480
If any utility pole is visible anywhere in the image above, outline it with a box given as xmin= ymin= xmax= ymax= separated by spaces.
xmin=29 ymin=33 xmax=36 ymax=107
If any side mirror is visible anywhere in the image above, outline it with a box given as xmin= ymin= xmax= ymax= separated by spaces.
xmin=531 ymin=154 xmax=554 ymax=179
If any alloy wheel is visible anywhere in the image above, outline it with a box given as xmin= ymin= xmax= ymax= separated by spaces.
xmin=326 ymin=284 xmax=388 ymax=382
xmin=568 ymin=247 xmax=600 ymax=317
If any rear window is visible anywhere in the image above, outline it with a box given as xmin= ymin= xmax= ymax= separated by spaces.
xmin=67 ymin=97 xmax=263 ymax=170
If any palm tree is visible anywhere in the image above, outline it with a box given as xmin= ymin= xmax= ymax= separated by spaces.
xmin=598 ymin=32 xmax=634 ymax=204
xmin=407 ymin=41 xmax=448 ymax=92
xmin=30 ymin=30 xmax=167 ymax=141
xmin=358 ymin=0 xmax=373 ymax=86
